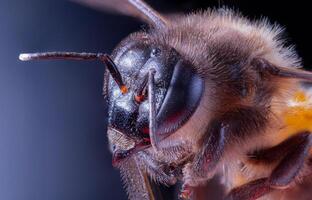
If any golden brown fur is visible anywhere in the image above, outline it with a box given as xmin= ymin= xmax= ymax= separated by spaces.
xmin=137 ymin=9 xmax=312 ymax=200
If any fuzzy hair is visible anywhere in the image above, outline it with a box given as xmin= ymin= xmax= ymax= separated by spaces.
xmin=108 ymin=7 xmax=311 ymax=200
xmin=150 ymin=8 xmax=301 ymax=74
xmin=147 ymin=8 xmax=311 ymax=200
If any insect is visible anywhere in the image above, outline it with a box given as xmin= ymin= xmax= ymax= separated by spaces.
xmin=19 ymin=0 xmax=312 ymax=199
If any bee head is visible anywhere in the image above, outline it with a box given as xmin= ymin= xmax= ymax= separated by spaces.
xmin=105 ymin=33 xmax=204 ymax=160
xmin=18 ymin=32 xmax=205 ymax=165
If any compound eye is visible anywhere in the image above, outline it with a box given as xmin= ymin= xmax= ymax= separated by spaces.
xmin=135 ymin=58 xmax=204 ymax=141
xmin=154 ymin=60 xmax=204 ymax=139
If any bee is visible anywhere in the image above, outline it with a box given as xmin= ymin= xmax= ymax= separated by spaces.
xmin=19 ymin=0 xmax=312 ymax=199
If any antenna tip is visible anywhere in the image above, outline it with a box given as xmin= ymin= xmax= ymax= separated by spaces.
xmin=19 ymin=53 xmax=32 ymax=61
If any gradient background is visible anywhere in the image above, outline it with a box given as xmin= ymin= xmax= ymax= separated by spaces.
xmin=0 ymin=0 xmax=311 ymax=200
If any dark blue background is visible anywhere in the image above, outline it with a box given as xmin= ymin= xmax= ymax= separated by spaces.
xmin=0 ymin=0 xmax=310 ymax=200
xmin=0 ymin=0 xmax=138 ymax=199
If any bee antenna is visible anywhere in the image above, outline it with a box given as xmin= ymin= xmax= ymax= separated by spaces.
xmin=99 ymin=54 xmax=128 ymax=94
xmin=134 ymin=73 xmax=149 ymax=103
xmin=72 ymin=0 xmax=169 ymax=29
xmin=19 ymin=52 xmax=128 ymax=94
xmin=148 ymin=68 xmax=160 ymax=151
xmin=128 ymin=0 xmax=168 ymax=29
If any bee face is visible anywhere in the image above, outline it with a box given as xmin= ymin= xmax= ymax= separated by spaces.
xmin=106 ymin=33 xmax=204 ymax=159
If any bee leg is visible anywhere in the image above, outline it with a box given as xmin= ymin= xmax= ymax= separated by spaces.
xmin=224 ymin=178 xmax=270 ymax=200
xmin=190 ymin=119 xmax=228 ymax=180
xmin=179 ymin=120 xmax=227 ymax=199
xmin=185 ymin=107 xmax=267 ymax=185
xmin=269 ymin=132 xmax=311 ymax=188
xmin=248 ymin=131 xmax=311 ymax=165
xmin=226 ymin=132 xmax=311 ymax=200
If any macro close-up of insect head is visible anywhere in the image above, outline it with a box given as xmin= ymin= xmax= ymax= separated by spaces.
xmin=1 ymin=0 xmax=312 ymax=200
